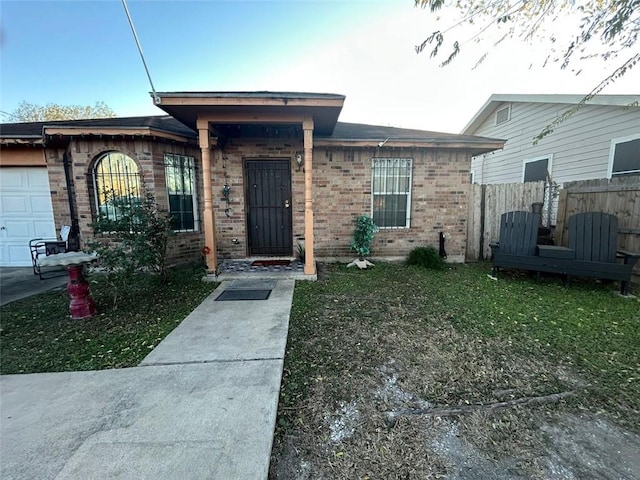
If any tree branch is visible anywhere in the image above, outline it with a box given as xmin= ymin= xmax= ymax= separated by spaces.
xmin=386 ymin=391 xmax=575 ymax=423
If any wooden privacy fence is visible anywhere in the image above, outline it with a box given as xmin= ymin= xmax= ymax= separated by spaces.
xmin=555 ymin=177 xmax=640 ymax=285
xmin=467 ymin=181 xmax=546 ymax=261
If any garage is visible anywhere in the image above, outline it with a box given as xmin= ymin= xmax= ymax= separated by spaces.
xmin=0 ymin=167 xmax=56 ymax=266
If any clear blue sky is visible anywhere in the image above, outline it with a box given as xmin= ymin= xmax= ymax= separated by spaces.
xmin=1 ymin=0 xmax=638 ymax=132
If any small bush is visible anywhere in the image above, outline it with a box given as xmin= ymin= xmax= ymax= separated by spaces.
xmin=406 ymin=246 xmax=445 ymax=270
xmin=350 ymin=215 xmax=378 ymax=259
xmin=89 ymin=191 xmax=173 ymax=283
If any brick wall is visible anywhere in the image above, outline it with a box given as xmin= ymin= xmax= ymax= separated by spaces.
xmin=312 ymin=147 xmax=471 ymax=262
xmin=209 ymin=136 xmax=304 ymax=259
xmin=207 ymin=141 xmax=471 ymax=262
xmin=43 ymin=135 xmax=472 ymax=266
xmin=45 ymin=137 xmax=205 ymax=266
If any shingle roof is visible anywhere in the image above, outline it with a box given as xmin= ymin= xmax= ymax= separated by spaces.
xmin=0 ymin=115 xmax=503 ymax=154
xmin=0 ymin=116 xmax=196 ymax=138
xmin=328 ymin=122 xmax=501 ymax=145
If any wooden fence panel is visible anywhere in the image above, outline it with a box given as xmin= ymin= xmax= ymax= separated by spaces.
xmin=466 ymin=183 xmax=483 ymax=261
xmin=466 ymin=181 xmax=545 ymax=261
xmin=555 ymin=177 xmax=640 ymax=285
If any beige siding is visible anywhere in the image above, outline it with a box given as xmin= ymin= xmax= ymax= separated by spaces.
xmin=470 ymin=102 xmax=640 ymax=185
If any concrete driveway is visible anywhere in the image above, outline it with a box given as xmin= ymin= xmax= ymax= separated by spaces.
xmin=0 ymin=267 xmax=67 ymax=306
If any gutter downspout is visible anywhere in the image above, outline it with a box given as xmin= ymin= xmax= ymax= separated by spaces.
xmin=63 ymin=151 xmax=80 ymax=251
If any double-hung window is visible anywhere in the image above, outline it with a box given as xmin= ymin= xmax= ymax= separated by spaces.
xmin=371 ymin=158 xmax=412 ymax=228
xmin=164 ymin=153 xmax=198 ymax=231
xmin=609 ymin=135 xmax=640 ymax=177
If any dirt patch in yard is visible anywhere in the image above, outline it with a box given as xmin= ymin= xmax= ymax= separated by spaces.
xmin=270 ymin=265 xmax=640 ymax=479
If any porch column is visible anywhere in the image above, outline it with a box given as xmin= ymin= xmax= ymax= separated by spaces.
xmin=303 ymin=116 xmax=315 ymax=275
xmin=197 ymin=121 xmax=218 ymax=273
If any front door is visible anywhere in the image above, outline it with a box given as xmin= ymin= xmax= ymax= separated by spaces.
xmin=245 ymin=159 xmax=293 ymax=256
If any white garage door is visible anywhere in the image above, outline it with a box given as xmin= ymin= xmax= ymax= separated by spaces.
xmin=0 ymin=167 xmax=57 ymax=266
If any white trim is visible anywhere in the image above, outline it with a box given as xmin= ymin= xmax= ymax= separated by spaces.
xmin=607 ymin=133 xmax=640 ymax=178
xmin=470 ymin=170 xmax=475 ymax=184
xmin=370 ymin=158 xmax=413 ymax=229
xmin=522 ymin=154 xmax=553 ymax=183
xmin=495 ymin=104 xmax=511 ymax=125
xmin=462 ymin=93 xmax=639 ymax=134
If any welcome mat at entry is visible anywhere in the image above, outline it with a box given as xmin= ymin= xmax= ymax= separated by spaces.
xmin=215 ymin=280 xmax=276 ymax=301
xmin=215 ymin=289 xmax=272 ymax=301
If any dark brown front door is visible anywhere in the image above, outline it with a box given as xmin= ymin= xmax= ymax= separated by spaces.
xmin=245 ymin=159 xmax=293 ymax=256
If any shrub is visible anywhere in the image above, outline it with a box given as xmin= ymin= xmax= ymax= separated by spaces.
xmin=349 ymin=215 xmax=378 ymax=259
xmin=406 ymin=246 xmax=445 ymax=270
xmin=296 ymin=242 xmax=306 ymax=263
xmin=89 ymin=192 xmax=173 ymax=283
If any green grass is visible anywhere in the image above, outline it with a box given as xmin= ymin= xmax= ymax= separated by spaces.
xmin=279 ymin=262 xmax=640 ymax=431
xmin=0 ymin=264 xmax=217 ymax=374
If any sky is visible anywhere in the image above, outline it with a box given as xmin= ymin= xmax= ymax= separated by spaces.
xmin=1 ymin=0 xmax=638 ymax=133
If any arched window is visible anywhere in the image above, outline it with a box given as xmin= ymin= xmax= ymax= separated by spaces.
xmin=93 ymin=152 xmax=141 ymax=220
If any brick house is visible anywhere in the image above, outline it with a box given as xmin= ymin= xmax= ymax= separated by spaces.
xmin=0 ymin=91 xmax=504 ymax=277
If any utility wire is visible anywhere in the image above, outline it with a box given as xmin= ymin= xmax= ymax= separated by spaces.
xmin=0 ymin=110 xmax=19 ymax=121
xmin=121 ymin=0 xmax=160 ymax=104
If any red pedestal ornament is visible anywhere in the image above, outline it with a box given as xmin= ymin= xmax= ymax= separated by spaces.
xmin=66 ymin=264 xmax=96 ymax=319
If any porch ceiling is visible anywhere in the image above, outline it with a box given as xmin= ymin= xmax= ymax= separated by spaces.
xmin=154 ymin=92 xmax=345 ymax=136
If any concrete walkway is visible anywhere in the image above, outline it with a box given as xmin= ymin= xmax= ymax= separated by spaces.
xmin=0 ymin=279 xmax=294 ymax=480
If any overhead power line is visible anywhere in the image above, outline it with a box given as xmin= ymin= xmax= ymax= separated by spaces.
xmin=121 ymin=0 xmax=160 ymax=104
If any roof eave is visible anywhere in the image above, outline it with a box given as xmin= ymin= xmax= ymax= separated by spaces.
xmin=0 ymin=137 xmax=45 ymax=146
xmin=42 ymin=126 xmax=195 ymax=143
xmin=153 ymin=92 xmax=346 ymax=136
xmin=314 ymin=138 xmax=505 ymax=152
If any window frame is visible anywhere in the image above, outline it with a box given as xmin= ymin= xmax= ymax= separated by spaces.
xmin=370 ymin=157 xmax=413 ymax=229
xmin=495 ymin=104 xmax=511 ymax=125
xmin=92 ymin=151 xmax=142 ymax=222
xmin=608 ymin=134 xmax=640 ymax=178
xmin=522 ymin=154 xmax=553 ymax=183
xmin=164 ymin=153 xmax=199 ymax=232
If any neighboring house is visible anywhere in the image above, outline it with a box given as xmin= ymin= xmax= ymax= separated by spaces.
xmin=463 ymin=94 xmax=640 ymax=187
xmin=0 ymin=91 xmax=504 ymax=276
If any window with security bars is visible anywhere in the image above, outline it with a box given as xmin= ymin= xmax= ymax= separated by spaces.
xmin=164 ymin=153 xmax=198 ymax=231
xmin=93 ymin=152 xmax=141 ymax=221
xmin=371 ymin=158 xmax=412 ymax=228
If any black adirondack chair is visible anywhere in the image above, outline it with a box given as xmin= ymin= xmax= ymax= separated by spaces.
xmin=491 ymin=211 xmax=639 ymax=295
xmin=490 ymin=210 xmax=541 ymax=276
xmin=562 ymin=212 xmax=639 ymax=295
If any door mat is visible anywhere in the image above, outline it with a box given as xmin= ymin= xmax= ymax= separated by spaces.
xmin=229 ymin=280 xmax=277 ymax=290
xmin=215 ymin=289 xmax=272 ymax=301
xmin=251 ymin=259 xmax=291 ymax=267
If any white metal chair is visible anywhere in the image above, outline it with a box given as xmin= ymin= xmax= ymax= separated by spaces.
xmin=29 ymin=225 xmax=70 ymax=279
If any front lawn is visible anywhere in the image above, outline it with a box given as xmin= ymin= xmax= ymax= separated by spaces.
xmin=271 ymin=262 xmax=640 ymax=479
xmin=0 ymin=264 xmax=216 ymax=374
